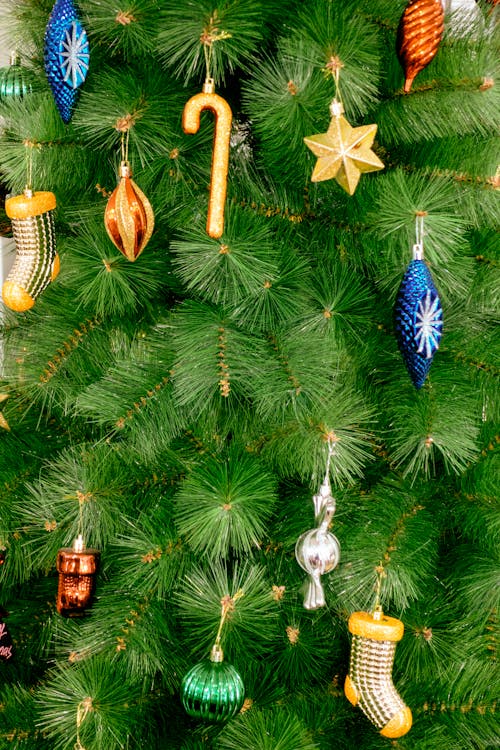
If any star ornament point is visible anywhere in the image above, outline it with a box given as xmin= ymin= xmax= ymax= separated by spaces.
xmin=304 ymin=114 xmax=384 ymax=195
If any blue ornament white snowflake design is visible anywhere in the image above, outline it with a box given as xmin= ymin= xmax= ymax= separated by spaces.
xmin=394 ymin=253 xmax=443 ymax=389
xmin=415 ymin=288 xmax=442 ymax=358
xmin=44 ymin=0 xmax=89 ymax=123
xmin=59 ymin=19 xmax=89 ymax=89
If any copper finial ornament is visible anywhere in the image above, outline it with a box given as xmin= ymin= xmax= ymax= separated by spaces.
xmin=104 ymin=160 xmax=154 ymax=261
xmin=396 ymin=0 xmax=445 ymax=93
xmin=56 ymin=535 xmax=100 ymax=616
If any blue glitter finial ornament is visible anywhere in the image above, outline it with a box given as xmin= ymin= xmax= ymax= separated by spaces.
xmin=44 ymin=0 xmax=89 ymax=123
xmin=394 ymin=219 xmax=443 ymax=388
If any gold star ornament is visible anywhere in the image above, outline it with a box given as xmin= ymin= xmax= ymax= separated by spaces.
xmin=304 ymin=101 xmax=384 ymax=195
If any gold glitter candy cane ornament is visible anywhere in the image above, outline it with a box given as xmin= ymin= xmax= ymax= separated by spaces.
xmin=182 ymin=78 xmax=232 ymax=239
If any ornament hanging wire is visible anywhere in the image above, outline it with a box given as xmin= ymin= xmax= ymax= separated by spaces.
xmin=23 ymin=140 xmax=40 ymax=194
xmin=211 ymin=589 xmax=244 ymax=661
xmin=120 ymin=128 xmax=130 ymax=165
xmin=372 ymin=562 xmax=387 ymax=620
xmin=414 ymin=210 xmax=427 ymax=261
xmin=74 ymin=696 xmax=92 ymax=750
xmin=74 ymin=490 xmax=86 ymax=552
xmin=329 ymin=62 xmax=345 ymax=118
xmin=201 ymin=22 xmax=232 ymax=86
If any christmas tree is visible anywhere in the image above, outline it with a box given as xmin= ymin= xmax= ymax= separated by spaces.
xmin=0 ymin=0 xmax=498 ymax=748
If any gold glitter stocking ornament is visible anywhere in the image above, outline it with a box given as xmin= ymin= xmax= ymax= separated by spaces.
xmin=3 ymin=188 xmax=59 ymax=312
xmin=344 ymin=569 xmax=412 ymax=739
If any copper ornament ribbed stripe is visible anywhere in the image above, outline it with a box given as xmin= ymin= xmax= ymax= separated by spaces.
xmin=397 ymin=0 xmax=445 ymax=92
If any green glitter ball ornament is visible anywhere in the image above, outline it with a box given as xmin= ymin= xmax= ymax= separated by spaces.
xmin=181 ymin=645 xmax=245 ymax=723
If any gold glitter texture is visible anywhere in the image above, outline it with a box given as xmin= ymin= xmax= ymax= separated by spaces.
xmin=304 ymin=109 xmax=384 ymax=195
xmin=182 ymin=83 xmax=232 ymax=239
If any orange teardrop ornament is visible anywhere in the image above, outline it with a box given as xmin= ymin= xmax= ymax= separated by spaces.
xmin=396 ymin=0 xmax=445 ymax=93
xmin=104 ymin=161 xmax=154 ymax=261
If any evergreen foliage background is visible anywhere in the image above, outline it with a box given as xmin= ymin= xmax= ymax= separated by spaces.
xmin=0 ymin=0 xmax=498 ymax=748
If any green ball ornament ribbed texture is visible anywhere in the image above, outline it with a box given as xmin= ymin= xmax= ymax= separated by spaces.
xmin=0 ymin=61 xmax=34 ymax=101
xmin=181 ymin=659 xmax=245 ymax=723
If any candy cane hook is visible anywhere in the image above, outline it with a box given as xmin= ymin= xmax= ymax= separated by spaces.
xmin=182 ymin=79 xmax=232 ymax=239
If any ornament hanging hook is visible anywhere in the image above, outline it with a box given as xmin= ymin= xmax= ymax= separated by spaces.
xmin=23 ymin=140 xmax=36 ymax=194
xmin=200 ymin=19 xmax=232 ymax=85
xmin=373 ymin=562 xmax=386 ymax=619
xmin=312 ymin=432 xmax=338 ymax=522
xmin=334 ymin=63 xmax=342 ymax=106
xmin=324 ymin=433 xmax=337 ymax=481
xmin=203 ymin=38 xmax=213 ymax=85
xmin=77 ymin=490 xmax=85 ymax=548
xmin=26 ymin=145 xmax=32 ymax=192
xmin=414 ymin=210 xmax=427 ymax=260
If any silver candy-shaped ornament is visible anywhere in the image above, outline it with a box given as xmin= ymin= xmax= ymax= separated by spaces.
xmin=295 ymin=474 xmax=341 ymax=609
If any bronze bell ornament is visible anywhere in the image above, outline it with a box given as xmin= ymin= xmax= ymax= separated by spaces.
xmin=56 ymin=535 xmax=100 ymax=616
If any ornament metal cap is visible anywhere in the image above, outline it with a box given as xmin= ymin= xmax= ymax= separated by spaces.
xmin=73 ymin=534 xmax=84 ymax=553
xmin=412 ymin=243 xmax=424 ymax=261
xmin=118 ymin=161 xmax=131 ymax=179
xmin=210 ymin=643 xmax=224 ymax=663
xmin=329 ymin=99 xmax=344 ymax=117
xmin=203 ymin=77 xmax=216 ymax=94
